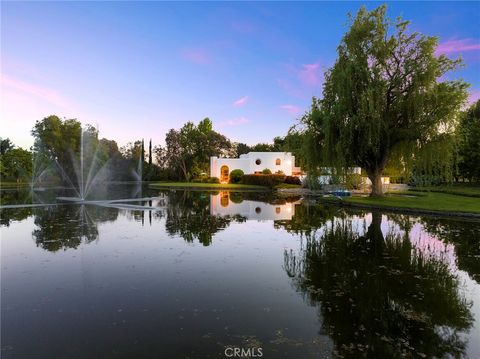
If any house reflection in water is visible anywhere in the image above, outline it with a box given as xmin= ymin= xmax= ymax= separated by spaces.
xmin=210 ymin=191 xmax=298 ymax=221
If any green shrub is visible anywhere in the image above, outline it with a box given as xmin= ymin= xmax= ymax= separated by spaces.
xmin=303 ymin=174 xmax=322 ymax=190
xmin=242 ymin=174 xmax=285 ymax=188
xmin=206 ymin=176 xmax=220 ymax=184
xmin=192 ymin=173 xmax=209 ymax=182
xmin=345 ymin=173 xmax=363 ymax=190
xmin=262 ymin=168 xmax=272 ymax=175
xmin=229 ymin=169 xmax=244 ymax=184
xmin=285 ymin=176 xmax=302 ymax=185
xmin=329 ymin=174 xmax=341 ymax=185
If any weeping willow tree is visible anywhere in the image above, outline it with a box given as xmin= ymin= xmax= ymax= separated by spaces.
xmin=386 ymin=131 xmax=458 ymax=186
xmin=303 ymin=5 xmax=468 ymax=196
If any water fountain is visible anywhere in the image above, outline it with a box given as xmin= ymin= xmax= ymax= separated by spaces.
xmin=55 ymin=128 xmax=114 ymax=202
xmin=49 ymin=129 xmax=162 ymax=211
xmin=55 ymin=129 xmax=110 ymax=203
xmin=2 ymin=128 xmax=162 ymax=210
xmin=31 ymin=149 xmax=51 ymax=192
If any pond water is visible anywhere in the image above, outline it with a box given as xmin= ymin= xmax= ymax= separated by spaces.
xmin=1 ymin=185 xmax=480 ymax=358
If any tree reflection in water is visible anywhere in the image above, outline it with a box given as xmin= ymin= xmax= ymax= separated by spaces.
xmin=164 ymin=190 xmax=246 ymax=246
xmin=283 ymin=210 xmax=474 ymax=358
xmin=0 ymin=207 xmax=33 ymax=227
xmin=421 ymin=217 xmax=480 ymax=284
xmin=32 ymin=205 xmax=119 ymax=252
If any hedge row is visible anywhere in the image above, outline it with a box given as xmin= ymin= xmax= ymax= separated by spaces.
xmin=284 ymin=176 xmax=302 ymax=185
xmin=241 ymin=174 xmax=286 ymax=188
xmin=192 ymin=176 xmax=220 ymax=183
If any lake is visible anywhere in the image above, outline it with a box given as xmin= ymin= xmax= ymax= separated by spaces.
xmin=1 ymin=185 xmax=479 ymax=358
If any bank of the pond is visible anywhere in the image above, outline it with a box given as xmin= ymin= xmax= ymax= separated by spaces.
xmin=409 ymin=184 xmax=480 ymax=198
xmin=0 ymin=182 xmax=31 ymax=189
xmin=320 ymin=191 xmax=480 ymax=218
xmin=149 ymin=182 xmax=268 ymax=191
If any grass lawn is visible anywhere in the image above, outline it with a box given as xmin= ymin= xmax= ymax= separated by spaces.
xmin=340 ymin=191 xmax=480 ymax=214
xmin=409 ymin=183 xmax=480 ymax=197
xmin=149 ymin=182 xmax=268 ymax=190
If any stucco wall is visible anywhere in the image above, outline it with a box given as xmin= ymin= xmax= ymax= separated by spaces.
xmin=210 ymin=152 xmax=296 ymax=178
xmin=210 ymin=157 xmax=250 ymax=178
xmin=244 ymin=152 xmax=294 ymax=175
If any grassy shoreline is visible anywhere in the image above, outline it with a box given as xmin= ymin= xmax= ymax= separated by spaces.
xmin=324 ymin=191 xmax=480 ymax=216
xmin=4 ymin=180 xmax=479 ymax=216
xmin=0 ymin=182 xmax=31 ymax=189
xmin=409 ymin=184 xmax=480 ymax=198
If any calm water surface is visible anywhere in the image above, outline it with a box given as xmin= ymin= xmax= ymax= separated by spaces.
xmin=1 ymin=186 xmax=479 ymax=358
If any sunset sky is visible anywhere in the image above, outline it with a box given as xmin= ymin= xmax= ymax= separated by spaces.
xmin=1 ymin=1 xmax=479 ymax=149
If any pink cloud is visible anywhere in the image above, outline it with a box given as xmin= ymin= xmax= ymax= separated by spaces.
xmin=218 ymin=117 xmax=250 ymax=128
xmin=181 ymin=48 xmax=212 ymax=65
xmin=277 ymin=62 xmax=324 ymax=99
xmin=280 ymin=104 xmax=301 ymax=115
xmin=1 ymin=73 xmax=70 ymax=108
xmin=468 ymin=90 xmax=480 ymax=105
xmin=298 ymin=63 xmax=322 ymax=86
xmin=436 ymin=38 xmax=480 ymax=55
xmin=233 ymin=96 xmax=249 ymax=107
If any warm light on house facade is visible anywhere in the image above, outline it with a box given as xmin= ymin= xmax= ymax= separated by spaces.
xmin=210 ymin=152 xmax=302 ymax=183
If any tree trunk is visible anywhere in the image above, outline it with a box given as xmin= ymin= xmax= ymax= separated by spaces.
xmin=367 ymin=169 xmax=384 ymax=197
xmin=180 ymin=160 xmax=188 ymax=181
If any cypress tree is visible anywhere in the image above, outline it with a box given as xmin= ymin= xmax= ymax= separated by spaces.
xmin=149 ymin=139 xmax=152 ymax=165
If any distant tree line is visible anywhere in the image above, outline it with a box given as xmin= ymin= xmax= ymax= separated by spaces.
xmin=1 ymin=115 xmax=304 ymax=184
xmin=456 ymin=100 xmax=480 ymax=182
xmin=0 ymin=138 xmax=32 ymax=183
xmin=1 ymin=116 xmax=162 ymax=185
xmin=2 ymin=96 xmax=477 ymax=187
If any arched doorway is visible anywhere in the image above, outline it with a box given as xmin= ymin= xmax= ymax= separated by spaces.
xmin=220 ymin=191 xmax=229 ymax=207
xmin=220 ymin=165 xmax=229 ymax=183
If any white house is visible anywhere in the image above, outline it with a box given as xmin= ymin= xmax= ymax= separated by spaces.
xmin=210 ymin=192 xmax=298 ymax=221
xmin=210 ymin=152 xmax=301 ymax=183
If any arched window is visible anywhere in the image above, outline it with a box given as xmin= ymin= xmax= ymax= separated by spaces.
xmin=255 ymin=207 xmax=262 ymax=214
xmin=275 ymin=158 xmax=281 ymax=165
xmin=275 ymin=207 xmax=281 ymax=214
xmin=255 ymin=159 xmax=262 ymax=165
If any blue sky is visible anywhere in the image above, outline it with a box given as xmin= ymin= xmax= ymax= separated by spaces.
xmin=1 ymin=1 xmax=479 ymax=149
